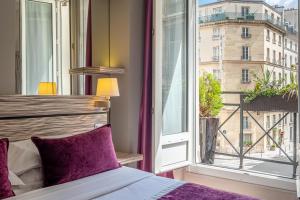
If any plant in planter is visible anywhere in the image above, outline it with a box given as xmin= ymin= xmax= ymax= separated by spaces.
xmin=199 ymin=73 xmax=223 ymax=164
xmin=243 ymin=141 xmax=253 ymax=148
xmin=270 ymin=144 xmax=276 ymax=151
xmin=244 ymin=66 xmax=298 ymax=104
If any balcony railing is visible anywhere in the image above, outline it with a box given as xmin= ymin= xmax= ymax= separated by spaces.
xmin=241 ymin=34 xmax=251 ymax=38
xmin=204 ymin=91 xmax=299 ymax=178
xmin=212 ymin=56 xmax=220 ymax=61
xmin=241 ymin=56 xmax=251 ymax=61
xmin=199 ymin=12 xmax=285 ymax=30
xmin=212 ymin=35 xmax=220 ymax=40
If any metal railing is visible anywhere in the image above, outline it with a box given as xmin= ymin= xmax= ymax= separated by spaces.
xmin=213 ymin=91 xmax=298 ymax=178
xmin=199 ymin=12 xmax=285 ymax=30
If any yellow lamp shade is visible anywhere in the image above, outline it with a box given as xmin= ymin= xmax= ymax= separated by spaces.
xmin=96 ymin=78 xmax=119 ymax=97
xmin=38 ymin=82 xmax=57 ymax=95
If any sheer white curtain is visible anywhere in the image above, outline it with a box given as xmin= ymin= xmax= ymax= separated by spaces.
xmin=25 ymin=0 xmax=54 ymax=95
xmin=162 ymin=0 xmax=187 ymax=135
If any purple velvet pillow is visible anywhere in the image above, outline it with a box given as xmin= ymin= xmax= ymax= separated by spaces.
xmin=31 ymin=124 xmax=120 ymax=187
xmin=0 ymin=138 xmax=14 ymax=200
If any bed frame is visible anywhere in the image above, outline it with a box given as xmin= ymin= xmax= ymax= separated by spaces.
xmin=0 ymin=95 xmax=107 ymax=141
xmin=0 ymin=95 xmax=143 ymax=165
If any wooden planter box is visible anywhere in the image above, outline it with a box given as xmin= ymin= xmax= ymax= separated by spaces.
xmin=241 ymin=95 xmax=298 ymax=112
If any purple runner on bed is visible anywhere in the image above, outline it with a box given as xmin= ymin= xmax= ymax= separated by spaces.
xmin=158 ymin=183 xmax=259 ymax=200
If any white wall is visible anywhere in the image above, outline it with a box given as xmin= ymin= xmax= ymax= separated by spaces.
xmin=110 ymin=0 xmax=144 ymax=153
xmin=0 ymin=0 xmax=16 ymax=95
xmin=91 ymin=0 xmax=144 ymax=153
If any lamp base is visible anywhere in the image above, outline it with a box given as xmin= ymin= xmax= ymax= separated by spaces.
xmin=94 ymin=100 xmax=110 ymax=109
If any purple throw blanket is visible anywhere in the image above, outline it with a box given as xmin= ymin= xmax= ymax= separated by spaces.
xmin=158 ymin=183 xmax=259 ymax=200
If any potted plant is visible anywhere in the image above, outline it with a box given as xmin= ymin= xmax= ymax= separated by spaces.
xmin=199 ymin=73 xmax=223 ymax=164
xmin=243 ymin=67 xmax=298 ymax=112
xmin=270 ymin=144 xmax=276 ymax=151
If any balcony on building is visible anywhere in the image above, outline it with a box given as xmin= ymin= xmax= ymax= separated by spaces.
xmin=241 ymin=33 xmax=251 ymax=39
xmin=212 ymin=34 xmax=220 ymax=40
xmin=212 ymin=56 xmax=220 ymax=61
xmin=199 ymin=12 xmax=285 ymax=31
xmin=241 ymin=55 xmax=251 ymax=61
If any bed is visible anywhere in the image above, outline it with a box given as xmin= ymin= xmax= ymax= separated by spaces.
xmin=7 ymin=166 xmax=257 ymax=200
xmin=0 ymin=96 xmax=258 ymax=200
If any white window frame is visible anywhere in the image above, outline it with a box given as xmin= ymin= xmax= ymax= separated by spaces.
xmin=242 ymin=27 xmax=249 ymax=38
xmin=21 ymin=0 xmax=57 ymax=95
xmin=21 ymin=0 xmax=70 ymax=95
xmin=242 ymin=46 xmax=249 ymax=60
xmin=152 ymin=0 xmax=196 ymax=174
xmin=242 ymin=69 xmax=249 ymax=83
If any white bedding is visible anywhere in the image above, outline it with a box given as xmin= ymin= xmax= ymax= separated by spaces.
xmin=8 ymin=167 xmax=184 ymax=200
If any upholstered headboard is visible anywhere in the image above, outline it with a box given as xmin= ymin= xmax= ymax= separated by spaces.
xmin=0 ymin=96 xmax=108 ymax=141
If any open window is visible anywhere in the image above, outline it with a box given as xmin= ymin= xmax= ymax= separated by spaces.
xmin=153 ymin=0 xmax=196 ymax=173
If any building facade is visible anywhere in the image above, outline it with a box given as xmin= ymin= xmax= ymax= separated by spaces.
xmin=198 ymin=0 xmax=298 ymax=155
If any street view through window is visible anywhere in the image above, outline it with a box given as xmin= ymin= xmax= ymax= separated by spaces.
xmin=197 ymin=0 xmax=299 ymax=178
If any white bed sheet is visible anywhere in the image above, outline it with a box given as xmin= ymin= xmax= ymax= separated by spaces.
xmin=8 ymin=167 xmax=183 ymax=200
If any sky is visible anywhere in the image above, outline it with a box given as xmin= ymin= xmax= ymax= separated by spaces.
xmin=198 ymin=0 xmax=298 ymax=9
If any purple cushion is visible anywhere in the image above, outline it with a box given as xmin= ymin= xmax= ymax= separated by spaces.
xmin=0 ymin=138 xmax=14 ymax=199
xmin=32 ymin=124 xmax=120 ymax=187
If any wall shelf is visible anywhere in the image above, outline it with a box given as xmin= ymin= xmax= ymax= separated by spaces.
xmin=70 ymin=66 xmax=125 ymax=75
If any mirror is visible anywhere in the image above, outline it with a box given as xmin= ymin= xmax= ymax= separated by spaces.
xmin=0 ymin=0 xmax=111 ymax=96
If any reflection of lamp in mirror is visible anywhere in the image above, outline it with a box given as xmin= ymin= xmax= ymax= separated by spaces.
xmin=95 ymin=78 xmax=119 ymax=109
xmin=38 ymin=82 xmax=57 ymax=95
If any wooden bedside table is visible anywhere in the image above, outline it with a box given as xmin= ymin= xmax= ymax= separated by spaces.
xmin=116 ymin=152 xmax=143 ymax=165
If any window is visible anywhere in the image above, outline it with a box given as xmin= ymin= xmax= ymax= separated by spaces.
xmin=285 ymin=38 xmax=288 ymax=48
xmin=266 ymin=29 xmax=270 ymax=41
xmin=213 ymin=46 xmax=219 ymax=61
xmin=21 ymin=0 xmax=70 ymax=95
xmin=284 ymin=73 xmax=288 ymax=85
xmin=242 ymin=27 xmax=249 ymax=38
xmin=213 ymin=7 xmax=222 ymax=14
xmin=154 ymin=0 xmax=194 ymax=173
xmin=278 ymin=52 xmax=281 ymax=65
xmin=212 ymin=27 xmax=220 ymax=40
xmin=243 ymin=116 xmax=249 ymax=129
xmin=290 ymin=127 xmax=293 ymax=142
xmin=276 ymin=17 xmax=280 ymax=25
xmin=242 ymin=69 xmax=249 ymax=83
xmin=244 ymin=134 xmax=252 ymax=144
xmin=279 ymin=72 xmax=282 ymax=83
xmin=242 ymin=46 xmax=249 ymax=60
xmin=284 ymin=113 xmax=287 ymax=124
xmin=285 ymin=54 xmax=287 ymax=66
xmin=290 ymin=113 xmax=293 ymax=123
xmin=213 ymin=69 xmax=221 ymax=81
xmin=197 ymin=0 xmax=299 ymax=179
xmin=278 ymin=114 xmax=282 ymax=126
xmin=271 ymin=13 xmax=274 ymax=21
xmin=290 ymin=55 xmax=293 ymax=66
xmin=241 ymin=7 xmax=249 ymax=17
xmin=290 ymin=41 xmax=293 ymax=49
xmin=272 ymin=50 xmax=276 ymax=63
xmin=266 ymin=115 xmax=270 ymax=129
xmin=278 ymin=35 xmax=282 ymax=46
xmin=273 ymin=114 xmax=276 ymax=125
xmin=272 ymin=32 xmax=276 ymax=44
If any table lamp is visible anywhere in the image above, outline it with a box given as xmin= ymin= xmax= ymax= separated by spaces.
xmin=95 ymin=78 xmax=119 ymax=108
xmin=38 ymin=82 xmax=57 ymax=95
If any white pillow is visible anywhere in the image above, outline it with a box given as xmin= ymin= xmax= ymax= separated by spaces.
xmin=9 ymin=170 xmax=25 ymax=186
xmin=8 ymin=140 xmax=41 ymax=175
